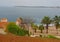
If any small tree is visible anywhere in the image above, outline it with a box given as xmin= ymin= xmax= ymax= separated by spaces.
xmin=7 ymin=22 xmax=19 ymax=34
xmin=39 ymin=25 xmax=44 ymax=33
xmin=41 ymin=16 xmax=51 ymax=33
xmin=53 ymin=15 xmax=60 ymax=34
xmin=31 ymin=23 xmax=38 ymax=33
xmin=17 ymin=29 xmax=29 ymax=36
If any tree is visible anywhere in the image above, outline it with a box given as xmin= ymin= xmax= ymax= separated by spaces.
xmin=17 ymin=29 xmax=29 ymax=36
xmin=20 ymin=17 xmax=36 ymax=24
xmin=39 ymin=25 xmax=44 ymax=33
xmin=7 ymin=22 xmax=19 ymax=34
xmin=19 ymin=17 xmax=36 ymax=29
xmin=41 ymin=16 xmax=51 ymax=33
xmin=53 ymin=15 xmax=60 ymax=34
xmin=7 ymin=22 xmax=29 ymax=36
xmin=19 ymin=17 xmax=23 ymax=24
xmin=31 ymin=23 xmax=38 ymax=33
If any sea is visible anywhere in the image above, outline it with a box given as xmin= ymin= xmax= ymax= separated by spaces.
xmin=0 ymin=6 xmax=60 ymax=25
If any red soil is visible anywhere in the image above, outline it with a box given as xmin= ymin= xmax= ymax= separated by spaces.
xmin=0 ymin=34 xmax=60 ymax=42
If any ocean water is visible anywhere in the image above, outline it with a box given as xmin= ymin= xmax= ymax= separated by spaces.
xmin=0 ymin=7 xmax=60 ymax=24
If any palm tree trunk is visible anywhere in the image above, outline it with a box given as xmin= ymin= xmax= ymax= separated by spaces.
xmin=56 ymin=26 xmax=58 ymax=34
xmin=35 ymin=29 xmax=36 ymax=33
xmin=41 ymin=30 xmax=43 ymax=33
xmin=56 ymin=29 xmax=58 ymax=34
xmin=46 ymin=24 xmax=48 ymax=33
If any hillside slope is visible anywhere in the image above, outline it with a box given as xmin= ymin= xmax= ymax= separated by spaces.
xmin=0 ymin=34 xmax=60 ymax=42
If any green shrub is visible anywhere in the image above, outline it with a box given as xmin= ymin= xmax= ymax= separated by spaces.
xmin=17 ymin=29 xmax=29 ymax=36
xmin=7 ymin=22 xmax=29 ymax=36
xmin=7 ymin=22 xmax=19 ymax=34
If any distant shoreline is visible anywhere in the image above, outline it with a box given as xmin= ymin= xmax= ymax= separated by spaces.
xmin=15 ymin=6 xmax=60 ymax=8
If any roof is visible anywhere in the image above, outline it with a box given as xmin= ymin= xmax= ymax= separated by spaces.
xmin=0 ymin=22 xmax=9 ymax=29
xmin=1 ymin=18 xmax=7 ymax=20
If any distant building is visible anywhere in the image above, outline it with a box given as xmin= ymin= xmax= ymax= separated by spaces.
xmin=0 ymin=18 xmax=8 ymax=34
xmin=0 ymin=18 xmax=8 ymax=30
xmin=0 ymin=18 xmax=8 ymax=22
xmin=0 ymin=22 xmax=8 ymax=30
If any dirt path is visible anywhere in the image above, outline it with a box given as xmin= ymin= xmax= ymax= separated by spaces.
xmin=0 ymin=34 xmax=60 ymax=42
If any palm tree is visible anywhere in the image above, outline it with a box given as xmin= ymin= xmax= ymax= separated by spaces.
xmin=31 ymin=23 xmax=38 ymax=33
xmin=39 ymin=25 xmax=44 ymax=33
xmin=41 ymin=16 xmax=51 ymax=33
xmin=53 ymin=15 xmax=60 ymax=34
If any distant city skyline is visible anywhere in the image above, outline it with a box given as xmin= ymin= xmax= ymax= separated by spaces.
xmin=0 ymin=0 xmax=60 ymax=6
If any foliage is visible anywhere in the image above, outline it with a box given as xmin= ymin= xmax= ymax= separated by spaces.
xmin=53 ymin=15 xmax=60 ymax=29
xmin=39 ymin=25 xmax=44 ymax=30
xmin=39 ymin=25 xmax=44 ymax=33
xmin=41 ymin=16 xmax=52 ymax=24
xmin=7 ymin=22 xmax=29 ymax=36
xmin=17 ymin=29 xmax=29 ymax=36
xmin=41 ymin=16 xmax=52 ymax=33
xmin=7 ymin=22 xmax=19 ymax=34
xmin=20 ymin=17 xmax=35 ymax=24
xmin=31 ymin=23 xmax=38 ymax=33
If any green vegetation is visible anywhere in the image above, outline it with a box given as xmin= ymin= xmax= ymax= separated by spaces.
xmin=31 ymin=22 xmax=38 ymax=33
xmin=17 ymin=29 xmax=29 ymax=36
xmin=7 ymin=22 xmax=29 ymax=36
xmin=41 ymin=16 xmax=52 ymax=33
xmin=39 ymin=25 xmax=44 ymax=33
xmin=47 ymin=35 xmax=60 ymax=39
xmin=6 ymin=15 xmax=60 ymax=39
xmin=7 ymin=22 xmax=19 ymax=34
xmin=53 ymin=15 xmax=60 ymax=34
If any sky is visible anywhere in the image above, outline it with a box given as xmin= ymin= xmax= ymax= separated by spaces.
xmin=0 ymin=0 xmax=60 ymax=6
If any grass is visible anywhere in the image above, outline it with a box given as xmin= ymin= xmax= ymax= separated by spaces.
xmin=47 ymin=35 xmax=60 ymax=40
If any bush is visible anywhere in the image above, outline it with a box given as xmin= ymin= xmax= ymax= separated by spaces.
xmin=7 ymin=22 xmax=29 ymax=36
xmin=7 ymin=22 xmax=19 ymax=34
xmin=17 ymin=29 xmax=29 ymax=36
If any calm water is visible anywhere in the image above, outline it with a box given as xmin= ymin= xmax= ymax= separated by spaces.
xmin=0 ymin=7 xmax=60 ymax=24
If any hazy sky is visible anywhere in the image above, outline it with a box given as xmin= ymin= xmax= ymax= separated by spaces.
xmin=0 ymin=0 xmax=60 ymax=6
